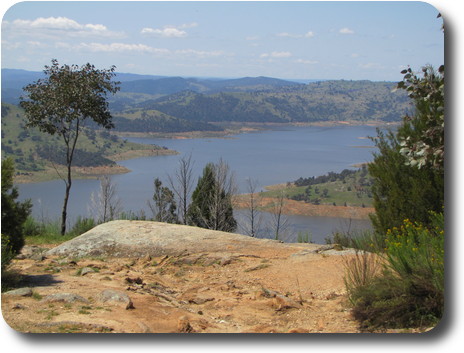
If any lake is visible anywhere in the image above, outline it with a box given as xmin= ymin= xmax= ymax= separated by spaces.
xmin=18 ymin=125 xmax=378 ymax=243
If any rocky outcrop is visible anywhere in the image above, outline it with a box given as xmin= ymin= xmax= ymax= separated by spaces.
xmin=46 ymin=220 xmax=317 ymax=259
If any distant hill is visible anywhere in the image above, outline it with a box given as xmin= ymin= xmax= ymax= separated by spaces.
xmin=2 ymin=68 xmax=410 ymax=132
xmin=0 ymin=103 xmax=169 ymax=177
xmin=140 ymin=80 xmax=411 ymax=123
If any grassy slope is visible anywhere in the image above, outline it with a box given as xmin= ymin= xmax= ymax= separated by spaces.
xmin=1 ymin=103 xmax=176 ymax=183
xmin=261 ymin=170 xmax=373 ymax=208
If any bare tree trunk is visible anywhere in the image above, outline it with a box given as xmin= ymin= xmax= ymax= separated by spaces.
xmin=89 ymin=175 xmax=122 ymax=224
xmin=60 ymin=121 xmax=79 ymax=235
xmin=271 ymin=190 xmax=290 ymax=241
xmin=242 ymin=178 xmax=262 ymax=237
xmin=168 ymin=154 xmax=194 ymax=225
xmin=61 ymin=170 xmax=72 ymax=235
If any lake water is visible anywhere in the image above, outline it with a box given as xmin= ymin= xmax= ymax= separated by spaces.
xmin=17 ymin=125 xmax=378 ymax=243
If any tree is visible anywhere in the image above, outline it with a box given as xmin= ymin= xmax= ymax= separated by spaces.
xmin=241 ymin=178 xmax=263 ymax=237
xmin=368 ymin=66 xmax=444 ymax=234
xmin=270 ymin=189 xmax=290 ymax=241
xmin=20 ymin=60 xmax=120 ymax=235
xmin=397 ymin=65 xmax=444 ymax=172
xmin=89 ymin=175 xmax=123 ymax=223
xmin=167 ymin=154 xmax=194 ymax=225
xmin=148 ymin=178 xmax=178 ymax=223
xmin=187 ymin=160 xmax=237 ymax=232
xmin=1 ymin=158 xmax=32 ymax=270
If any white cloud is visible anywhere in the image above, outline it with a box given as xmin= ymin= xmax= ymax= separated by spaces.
xmin=339 ymin=27 xmax=355 ymax=35
xmin=75 ymin=42 xmax=171 ymax=55
xmin=141 ymin=27 xmax=187 ymax=38
xmin=260 ymin=51 xmax=292 ymax=58
xmin=59 ymin=42 xmax=229 ymax=59
xmin=141 ymin=23 xmax=197 ymax=38
xmin=3 ymin=17 xmax=124 ymax=39
xmin=304 ymin=31 xmax=315 ymax=38
xmin=295 ymin=59 xmax=318 ymax=64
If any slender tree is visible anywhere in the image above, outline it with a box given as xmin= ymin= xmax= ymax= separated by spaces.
xmin=149 ymin=178 xmax=178 ymax=223
xmin=241 ymin=178 xmax=262 ymax=237
xmin=270 ymin=189 xmax=290 ymax=241
xmin=167 ymin=154 xmax=194 ymax=225
xmin=89 ymin=175 xmax=122 ymax=223
xmin=20 ymin=60 xmax=120 ymax=234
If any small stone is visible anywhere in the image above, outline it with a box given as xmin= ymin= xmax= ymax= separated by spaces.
xmin=98 ymin=289 xmax=134 ymax=309
xmin=12 ymin=303 xmax=26 ymax=310
xmin=271 ymin=294 xmax=302 ymax=311
xmin=3 ymin=287 xmax=33 ymax=297
xmin=31 ymin=253 xmax=46 ymax=261
xmin=177 ymin=316 xmax=195 ymax=333
xmin=42 ymin=293 xmax=89 ymax=304
xmin=79 ymin=267 xmax=96 ymax=276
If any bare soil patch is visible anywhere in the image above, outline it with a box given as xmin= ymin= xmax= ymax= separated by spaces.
xmin=2 ymin=221 xmax=364 ymax=333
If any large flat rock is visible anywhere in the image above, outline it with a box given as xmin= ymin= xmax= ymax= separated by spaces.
xmin=46 ymin=220 xmax=317 ymax=258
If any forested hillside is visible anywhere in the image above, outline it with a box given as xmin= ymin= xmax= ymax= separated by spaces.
xmin=141 ymin=80 xmax=411 ymax=123
xmin=0 ymin=103 xmax=168 ymax=177
xmin=2 ymin=69 xmax=411 ymax=135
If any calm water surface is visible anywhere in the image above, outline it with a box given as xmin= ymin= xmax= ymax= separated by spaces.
xmin=18 ymin=125 xmax=377 ymax=243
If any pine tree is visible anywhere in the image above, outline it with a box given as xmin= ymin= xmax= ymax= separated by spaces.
xmin=187 ymin=162 xmax=237 ymax=232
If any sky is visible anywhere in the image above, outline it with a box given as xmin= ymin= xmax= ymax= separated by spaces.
xmin=0 ymin=1 xmax=446 ymax=81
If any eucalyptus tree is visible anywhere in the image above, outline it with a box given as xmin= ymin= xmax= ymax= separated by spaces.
xmin=20 ymin=59 xmax=120 ymax=235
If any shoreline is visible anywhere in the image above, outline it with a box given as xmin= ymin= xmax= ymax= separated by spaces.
xmin=13 ymin=148 xmax=178 ymax=184
xmin=234 ymin=194 xmax=374 ymax=220
xmin=112 ymin=119 xmax=399 ymax=140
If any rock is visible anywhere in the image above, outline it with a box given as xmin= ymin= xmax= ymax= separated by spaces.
xmin=177 ymin=316 xmax=195 ymax=333
xmin=190 ymin=296 xmax=214 ymax=305
xmin=271 ymin=294 xmax=302 ymax=311
xmin=79 ymin=267 xmax=96 ymax=276
xmin=45 ymin=220 xmax=289 ymax=258
xmin=12 ymin=304 xmax=27 ymax=310
xmin=42 ymin=293 xmax=90 ymax=304
xmin=98 ymin=289 xmax=134 ymax=309
xmin=31 ymin=253 xmax=46 ymax=261
xmin=3 ymin=287 xmax=33 ymax=297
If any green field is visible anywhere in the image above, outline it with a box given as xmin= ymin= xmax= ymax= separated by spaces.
xmin=262 ymin=168 xmax=373 ymax=208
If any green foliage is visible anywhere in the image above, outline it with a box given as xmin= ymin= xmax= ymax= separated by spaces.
xmin=19 ymin=60 xmax=120 ymax=235
xmin=67 ymin=216 xmax=96 ymax=237
xmin=150 ymin=178 xmax=178 ymax=223
xmin=397 ymin=65 xmax=444 ymax=171
xmin=187 ymin=162 xmax=237 ymax=232
xmin=368 ymin=129 xmax=443 ymax=234
xmin=1 ymin=158 xmax=32 ymax=264
xmin=346 ymin=214 xmax=444 ymax=331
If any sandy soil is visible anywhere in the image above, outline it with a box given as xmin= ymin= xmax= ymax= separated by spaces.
xmin=2 ymin=241 xmax=362 ymax=333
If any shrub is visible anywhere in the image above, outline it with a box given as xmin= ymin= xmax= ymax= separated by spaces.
xmin=1 ymin=158 xmax=32 ymax=272
xmin=345 ymin=213 xmax=444 ymax=331
xmin=68 ymin=216 xmax=96 ymax=237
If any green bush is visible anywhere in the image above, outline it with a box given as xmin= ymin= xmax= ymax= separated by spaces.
xmin=1 ymin=158 xmax=32 ymax=273
xmin=68 ymin=216 xmax=96 ymax=237
xmin=346 ymin=213 xmax=444 ymax=331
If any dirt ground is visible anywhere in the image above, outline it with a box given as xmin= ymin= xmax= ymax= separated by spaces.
xmin=234 ymin=195 xmax=374 ymax=220
xmin=2 ymin=242 xmax=363 ymax=333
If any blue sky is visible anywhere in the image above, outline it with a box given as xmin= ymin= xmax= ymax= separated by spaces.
xmin=1 ymin=1 xmax=444 ymax=81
